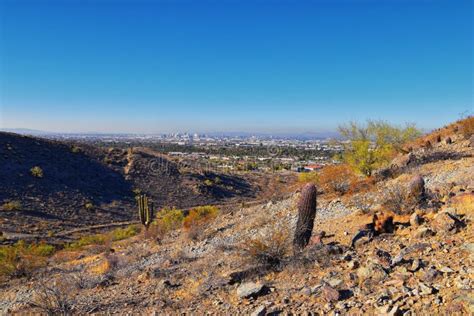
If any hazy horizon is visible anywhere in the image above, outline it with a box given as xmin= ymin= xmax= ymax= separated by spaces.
xmin=1 ymin=0 xmax=472 ymax=133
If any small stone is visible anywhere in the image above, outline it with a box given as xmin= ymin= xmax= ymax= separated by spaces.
xmin=439 ymin=266 xmax=454 ymax=273
xmin=327 ymin=278 xmax=343 ymax=288
xmin=432 ymin=211 xmax=464 ymax=234
xmin=419 ymin=283 xmax=434 ymax=296
xmin=250 ymin=305 xmax=266 ymax=316
xmin=410 ymin=213 xmax=422 ymax=226
xmin=414 ymin=227 xmax=435 ymax=238
xmin=237 ymin=282 xmax=265 ymax=299
xmin=300 ymin=287 xmax=311 ymax=296
xmin=348 ymin=260 xmax=359 ymax=270
xmin=321 ymin=285 xmax=340 ymax=302
xmin=408 ymin=259 xmax=422 ymax=272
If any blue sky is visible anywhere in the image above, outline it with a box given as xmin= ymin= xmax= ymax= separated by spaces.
xmin=0 ymin=0 xmax=472 ymax=133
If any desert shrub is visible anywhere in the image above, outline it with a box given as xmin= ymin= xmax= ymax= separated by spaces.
xmin=240 ymin=229 xmax=290 ymax=267
xmin=90 ymin=254 xmax=118 ymax=276
xmin=30 ymin=166 xmax=44 ymax=178
xmin=70 ymin=145 xmax=81 ymax=153
xmin=183 ymin=205 xmax=219 ymax=240
xmin=318 ymin=164 xmax=356 ymax=195
xmin=459 ymin=116 xmax=474 ymax=139
xmin=66 ymin=234 xmax=108 ymax=250
xmin=156 ymin=207 xmax=184 ymax=232
xmin=347 ymin=176 xmax=376 ymax=194
xmin=110 ymin=225 xmax=140 ymax=241
xmin=298 ymin=171 xmax=319 ymax=185
xmin=2 ymin=200 xmax=22 ymax=211
xmin=339 ymin=120 xmax=421 ymax=176
xmin=381 ymin=183 xmax=421 ymax=215
xmin=0 ymin=241 xmax=55 ymax=280
xmin=84 ymin=202 xmax=94 ymax=210
xmin=30 ymin=277 xmax=76 ymax=315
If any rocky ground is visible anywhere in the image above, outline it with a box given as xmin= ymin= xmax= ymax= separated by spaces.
xmin=0 ymin=121 xmax=473 ymax=315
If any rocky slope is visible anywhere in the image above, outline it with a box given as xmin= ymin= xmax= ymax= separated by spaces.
xmin=0 ymin=119 xmax=473 ymax=314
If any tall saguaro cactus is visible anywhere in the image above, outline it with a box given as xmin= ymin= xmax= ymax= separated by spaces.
xmin=137 ymin=194 xmax=154 ymax=232
xmin=293 ymin=183 xmax=317 ymax=254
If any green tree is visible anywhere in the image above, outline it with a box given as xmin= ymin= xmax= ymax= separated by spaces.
xmin=338 ymin=120 xmax=421 ymax=176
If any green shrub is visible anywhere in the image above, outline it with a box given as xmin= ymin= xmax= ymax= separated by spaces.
xmin=183 ymin=205 xmax=219 ymax=229
xmin=110 ymin=225 xmax=140 ymax=241
xmin=156 ymin=207 xmax=184 ymax=232
xmin=298 ymin=171 xmax=319 ymax=185
xmin=183 ymin=205 xmax=219 ymax=240
xmin=0 ymin=241 xmax=55 ymax=280
xmin=338 ymin=120 xmax=421 ymax=176
xmin=84 ymin=202 xmax=94 ymax=210
xmin=30 ymin=166 xmax=44 ymax=178
xmin=66 ymin=234 xmax=108 ymax=250
xmin=2 ymin=200 xmax=22 ymax=211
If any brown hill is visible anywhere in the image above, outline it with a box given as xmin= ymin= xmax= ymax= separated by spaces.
xmin=0 ymin=133 xmax=258 ymax=237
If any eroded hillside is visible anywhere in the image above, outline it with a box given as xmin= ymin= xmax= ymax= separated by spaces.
xmin=0 ymin=118 xmax=473 ymax=314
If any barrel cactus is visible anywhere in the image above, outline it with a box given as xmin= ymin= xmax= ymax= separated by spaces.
xmin=293 ymin=183 xmax=317 ymax=254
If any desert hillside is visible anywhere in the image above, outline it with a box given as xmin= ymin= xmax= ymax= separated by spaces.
xmin=0 ymin=118 xmax=473 ymax=314
xmin=1 ymin=132 xmax=292 ymax=239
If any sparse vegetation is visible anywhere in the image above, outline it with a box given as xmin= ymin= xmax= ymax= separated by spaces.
xmin=241 ymin=229 xmax=290 ymax=267
xmin=110 ymin=225 xmax=140 ymax=241
xmin=298 ymin=171 xmax=319 ymax=185
xmin=318 ymin=164 xmax=356 ymax=195
xmin=65 ymin=225 xmax=140 ymax=250
xmin=84 ymin=202 xmax=94 ymax=210
xmin=183 ymin=205 xmax=219 ymax=239
xmin=71 ymin=145 xmax=81 ymax=153
xmin=2 ymin=200 xmax=22 ymax=211
xmin=0 ymin=241 xmax=55 ymax=280
xmin=30 ymin=166 xmax=44 ymax=178
xmin=30 ymin=277 xmax=76 ymax=315
xmin=155 ymin=207 xmax=184 ymax=232
xmin=459 ymin=116 xmax=474 ymax=139
xmin=338 ymin=120 xmax=421 ymax=176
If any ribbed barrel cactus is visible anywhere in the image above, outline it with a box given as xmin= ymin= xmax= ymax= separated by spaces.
xmin=293 ymin=183 xmax=317 ymax=254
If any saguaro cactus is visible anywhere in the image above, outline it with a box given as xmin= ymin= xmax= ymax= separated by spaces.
xmin=293 ymin=183 xmax=317 ymax=254
xmin=137 ymin=194 xmax=154 ymax=232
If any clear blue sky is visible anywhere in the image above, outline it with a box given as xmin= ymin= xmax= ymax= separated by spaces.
xmin=0 ymin=0 xmax=472 ymax=133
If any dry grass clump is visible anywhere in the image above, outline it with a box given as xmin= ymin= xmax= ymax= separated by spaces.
xmin=90 ymin=253 xmax=119 ymax=276
xmin=318 ymin=164 xmax=356 ymax=195
xmin=30 ymin=276 xmax=76 ymax=315
xmin=183 ymin=205 xmax=219 ymax=240
xmin=240 ymin=228 xmax=290 ymax=268
xmin=458 ymin=116 xmax=474 ymax=139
